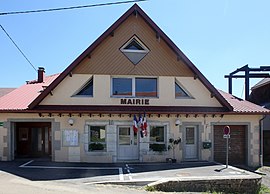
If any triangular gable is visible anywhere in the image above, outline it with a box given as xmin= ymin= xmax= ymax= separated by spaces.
xmin=28 ymin=4 xmax=232 ymax=111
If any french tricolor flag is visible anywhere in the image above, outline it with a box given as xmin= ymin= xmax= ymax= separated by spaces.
xmin=142 ymin=112 xmax=148 ymax=136
xmin=133 ymin=115 xmax=138 ymax=134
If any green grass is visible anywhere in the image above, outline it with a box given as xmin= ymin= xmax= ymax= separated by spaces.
xmin=145 ymin=185 xmax=156 ymax=192
xmin=259 ymin=184 xmax=270 ymax=194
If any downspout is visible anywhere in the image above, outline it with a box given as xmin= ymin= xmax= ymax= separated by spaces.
xmin=259 ymin=115 xmax=266 ymax=167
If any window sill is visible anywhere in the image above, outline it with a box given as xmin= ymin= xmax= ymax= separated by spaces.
xmin=175 ymin=96 xmax=194 ymax=99
xmin=86 ymin=150 xmax=108 ymax=156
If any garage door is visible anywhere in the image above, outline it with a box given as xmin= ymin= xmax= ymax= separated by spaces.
xmin=214 ymin=125 xmax=246 ymax=165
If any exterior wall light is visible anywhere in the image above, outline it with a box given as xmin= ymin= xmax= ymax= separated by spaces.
xmin=175 ymin=118 xmax=182 ymax=126
xmin=68 ymin=118 xmax=74 ymax=126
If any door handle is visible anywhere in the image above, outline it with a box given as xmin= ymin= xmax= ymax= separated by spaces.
xmin=131 ymin=140 xmax=132 ymax=145
xmin=41 ymin=140 xmax=44 ymax=145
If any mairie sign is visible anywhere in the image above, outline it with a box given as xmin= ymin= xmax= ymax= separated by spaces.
xmin=120 ymin=98 xmax=150 ymax=105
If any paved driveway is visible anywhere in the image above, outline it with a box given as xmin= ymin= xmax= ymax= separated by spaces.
xmin=0 ymin=159 xmax=249 ymax=183
xmin=0 ymin=159 xmax=262 ymax=194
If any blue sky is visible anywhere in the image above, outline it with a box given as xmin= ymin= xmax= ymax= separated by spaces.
xmin=1 ymin=0 xmax=270 ymax=98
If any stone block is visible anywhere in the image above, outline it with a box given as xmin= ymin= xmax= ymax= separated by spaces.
xmin=3 ymin=147 xmax=8 ymax=157
xmin=54 ymin=140 xmax=61 ymax=150
xmin=107 ymin=125 xmax=116 ymax=134
xmin=54 ymin=131 xmax=61 ymax=140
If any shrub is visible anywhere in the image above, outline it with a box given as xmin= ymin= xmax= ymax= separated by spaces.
xmin=89 ymin=143 xmax=104 ymax=151
xmin=150 ymin=143 xmax=166 ymax=152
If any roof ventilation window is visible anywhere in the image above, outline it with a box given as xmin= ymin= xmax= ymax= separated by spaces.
xmin=120 ymin=36 xmax=149 ymax=65
xmin=74 ymin=77 xmax=93 ymax=97
xmin=175 ymin=81 xmax=191 ymax=98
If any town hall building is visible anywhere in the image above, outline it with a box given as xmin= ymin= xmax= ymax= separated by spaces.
xmin=0 ymin=4 xmax=269 ymax=167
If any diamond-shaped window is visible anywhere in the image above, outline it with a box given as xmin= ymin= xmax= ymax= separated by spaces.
xmin=120 ymin=36 xmax=149 ymax=65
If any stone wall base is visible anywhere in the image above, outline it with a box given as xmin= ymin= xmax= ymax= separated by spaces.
xmin=149 ymin=177 xmax=262 ymax=194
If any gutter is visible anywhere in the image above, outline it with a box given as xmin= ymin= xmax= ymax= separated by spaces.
xmin=259 ymin=115 xmax=266 ymax=167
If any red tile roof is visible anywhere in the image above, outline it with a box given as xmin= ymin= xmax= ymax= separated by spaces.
xmin=0 ymin=88 xmax=16 ymax=97
xmin=218 ymin=90 xmax=270 ymax=114
xmin=0 ymin=74 xmax=59 ymax=110
xmin=0 ymin=74 xmax=268 ymax=115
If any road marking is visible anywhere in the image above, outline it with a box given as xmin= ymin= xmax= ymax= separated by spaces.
xmin=19 ymin=165 xmax=120 ymax=170
xmin=125 ymin=164 xmax=133 ymax=180
xmin=19 ymin=160 xmax=34 ymax=167
xmin=119 ymin=168 xmax=124 ymax=181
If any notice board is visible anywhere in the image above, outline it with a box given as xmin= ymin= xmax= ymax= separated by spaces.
xmin=62 ymin=129 xmax=79 ymax=146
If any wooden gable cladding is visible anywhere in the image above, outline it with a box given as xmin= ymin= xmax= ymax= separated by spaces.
xmin=73 ymin=14 xmax=193 ymax=77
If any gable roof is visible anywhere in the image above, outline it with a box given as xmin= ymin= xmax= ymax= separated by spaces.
xmin=28 ymin=4 xmax=232 ymax=111
xmin=0 ymin=74 xmax=59 ymax=111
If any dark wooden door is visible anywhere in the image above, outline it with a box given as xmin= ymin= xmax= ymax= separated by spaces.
xmin=214 ymin=125 xmax=246 ymax=165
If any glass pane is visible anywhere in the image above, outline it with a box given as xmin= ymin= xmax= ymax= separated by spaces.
xmin=119 ymin=127 xmax=130 ymax=145
xmin=31 ymin=129 xmax=38 ymax=153
xmin=77 ymin=78 xmax=93 ymax=96
xmin=150 ymin=126 xmax=164 ymax=142
xmin=134 ymin=131 xmax=138 ymax=145
xmin=45 ymin=127 xmax=49 ymax=153
xmin=186 ymin=127 xmax=195 ymax=144
xmin=175 ymin=82 xmax=189 ymax=97
xmin=125 ymin=39 xmax=144 ymax=50
xmin=90 ymin=126 xmax=106 ymax=142
xmin=112 ymin=78 xmax=132 ymax=96
xmin=38 ymin=128 xmax=42 ymax=152
xmin=135 ymin=78 xmax=157 ymax=97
